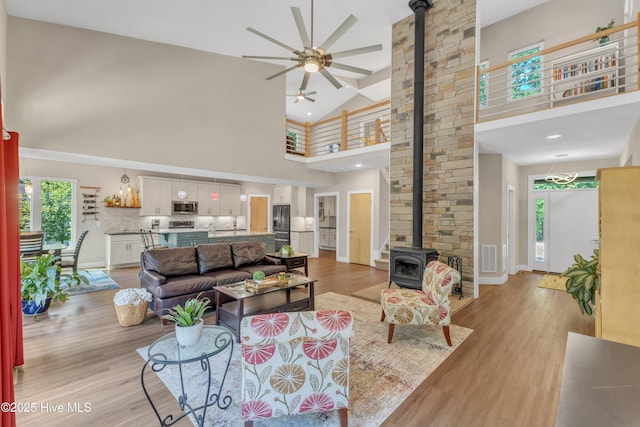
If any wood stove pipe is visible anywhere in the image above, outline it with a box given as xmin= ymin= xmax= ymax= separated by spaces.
xmin=408 ymin=0 xmax=433 ymax=249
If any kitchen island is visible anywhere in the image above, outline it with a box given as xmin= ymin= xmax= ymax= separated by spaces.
xmin=153 ymin=229 xmax=276 ymax=251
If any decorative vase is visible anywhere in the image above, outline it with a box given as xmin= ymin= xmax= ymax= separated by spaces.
xmin=22 ymin=298 xmax=52 ymax=316
xmin=175 ymin=320 xmax=204 ymax=346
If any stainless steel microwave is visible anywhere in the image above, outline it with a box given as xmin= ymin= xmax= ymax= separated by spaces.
xmin=172 ymin=200 xmax=198 ymax=215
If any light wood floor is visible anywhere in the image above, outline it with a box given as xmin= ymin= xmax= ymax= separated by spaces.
xmin=14 ymin=252 xmax=593 ymax=426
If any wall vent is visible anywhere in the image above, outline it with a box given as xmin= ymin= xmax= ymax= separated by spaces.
xmin=482 ymin=245 xmax=497 ymax=273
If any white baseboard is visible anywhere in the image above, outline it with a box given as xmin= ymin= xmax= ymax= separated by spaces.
xmin=78 ymin=261 xmax=107 ymax=270
xmin=478 ymin=273 xmax=508 ymax=285
xmin=336 ymin=255 xmax=349 ymax=263
xmin=516 ymin=264 xmax=532 ymax=272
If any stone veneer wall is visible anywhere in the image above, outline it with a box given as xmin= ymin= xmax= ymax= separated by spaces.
xmin=390 ymin=0 xmax=476 ymax=296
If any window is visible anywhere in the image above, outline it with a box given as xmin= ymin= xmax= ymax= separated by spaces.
xmin=533 ymin=176 xmax=598 ymax=191
xmin=509 ymin=43 xmax=543 ymax=100
xmin=479 ymin=60 xmax=489 ymax=108
xmin=286 ymin=130 xmax=298 ymax=152
xmin=19 ymin=177 xmax=76 ymax=245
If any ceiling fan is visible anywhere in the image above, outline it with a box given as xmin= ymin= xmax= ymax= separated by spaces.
xmin=287 ymin=89 xmax=317 ymax=103
xmin=242 ymin=0 xmax=382 ymax=90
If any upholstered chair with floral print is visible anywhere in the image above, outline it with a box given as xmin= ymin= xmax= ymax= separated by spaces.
xmin=240 ymin=310 xmax=354 ymax=427
xmin=381 ymin=260 xmax=461 ymax=345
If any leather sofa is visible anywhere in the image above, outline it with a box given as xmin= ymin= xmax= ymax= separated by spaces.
xmin=140 ymin=241 xmax=287 ymax=320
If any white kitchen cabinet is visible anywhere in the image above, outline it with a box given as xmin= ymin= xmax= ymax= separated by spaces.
xmin=319 ymin=229 xmax=330 ymax=247
xmin=274 ymin=185 xmax=308 ymax=217
xmin=139 ymin=177 xmax=172 ymax=216
xmin=273 ymin=185 xmax=293 ymax=204
xmin=197 ymin=182 xmax=220 ymax=216
xmin=291 ymin=231 xmax=313 ymax=254
xmin=171 ymin=180 xmax=199 ymax=201
xmin=329 ymin=229 xmax=336 ymax=248
xmin=295 ymin=186 xmax=307 ymax=216
xmin=218 ymin=184 xmax=242 ymax=216
xmin=324 ymin=196 xmax=336 ymax=216
xmin=106 ymin=234 xmax=144 ymax=268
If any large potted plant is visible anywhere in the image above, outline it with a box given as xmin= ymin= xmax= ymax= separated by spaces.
xmin=561 ymin=249 xmax=599 ymax=316
xmin=162 ymin=293 xmax=211 ymax=346
xmin=20 ymin=252 xmax=88 ymax=317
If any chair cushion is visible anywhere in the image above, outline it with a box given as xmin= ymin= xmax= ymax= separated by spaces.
xmin=237 ymin=264 xmax=287 ymax=277
xmin=202 ymin=269 xmax=252 ymax=286
xmin=153 ymin=275 xmax=218 ymax=299
xmin=381 ymin=288 xmax=451 ymax=326
xmin=143 ymin=247 xmax=199 ymax=277
xmin=196 ymin=243 xmax=234 ymax=274
xmin=231 ymin=241 xmax=267 ymax=268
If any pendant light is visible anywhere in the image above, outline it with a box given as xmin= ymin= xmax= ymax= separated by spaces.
xmin=211 ymin=178 xmax=219 ymax=200
xmin=177 ymin=175 xmax=187 ymax=199
xmin=545 ymin=154 xmax=578 ymax=185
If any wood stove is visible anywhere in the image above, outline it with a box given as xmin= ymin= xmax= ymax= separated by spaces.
xmin=389 ymin=247 xmax=439 ymax=289
xmin=388 ymin=0 xmax=439 ymax=290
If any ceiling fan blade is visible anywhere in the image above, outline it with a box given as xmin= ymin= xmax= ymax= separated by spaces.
xmin=294 ymin=98 xmax=300 ymax=103
xmin=246 ymin=27 xmax=301 ymax=55
xmin=328 ymin=62 xmax=373 ymax=76
xmin=266 ymin=64 xmax=302 ymax=80
xmin=305 ymin=91 xmax=317 ymax=96
xmin=319 ymin=15 xmax=358 ymax=52
xmin=329 ymin=44 xmax=383 ymax=59
xmin=320 ymin=68 xmax=342 ymax=89
xmin=305 ymin=97 xmax=316 ymax=102
xmin=242 ymin=55 xmax=299 ymax=61
xmin=300 ymin=72 xmax=311 ymax=91
xmin=291 ymin=7 xmax=311 ymax=49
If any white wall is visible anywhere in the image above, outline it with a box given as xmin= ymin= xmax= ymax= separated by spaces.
xmin=6 ymin=17 xmax=333 ymax=187
xmin=620 ymin=117 xmax=640 ymax=166
xmin=479 ymin=154 xmax=503 ymax=279
xmin=315 ymin=168 xmax=386 ymax=263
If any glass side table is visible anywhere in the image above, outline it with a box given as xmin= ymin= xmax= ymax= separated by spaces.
xmin=141 ymin=325 xmax=234 ymax=427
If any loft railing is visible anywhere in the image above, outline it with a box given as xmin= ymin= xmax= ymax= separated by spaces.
xmin=476 ymin=19 xmax=639 ymax=123
xmin=286 ymin=100 xmax=390 ymax=158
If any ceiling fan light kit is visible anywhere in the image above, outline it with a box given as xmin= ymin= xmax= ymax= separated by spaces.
xmin=242 ymin=0 xmax=382 ymax=91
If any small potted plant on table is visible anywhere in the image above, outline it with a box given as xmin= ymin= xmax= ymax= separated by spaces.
xmin=20 ymin=252 xmax=88 ymax=318
xmin=163 ymin=293 xmax=211 ymax=346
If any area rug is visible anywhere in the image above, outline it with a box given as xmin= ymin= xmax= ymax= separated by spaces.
xmin=137 ymin=292 xmax=473 ymax=427
xmin=61 ymin=270 xmax=120 ymax=295
xmin=537 ymin=274 xmax=567 ymax=291
xmin=351 ymin=282 xmax=474 ymax=314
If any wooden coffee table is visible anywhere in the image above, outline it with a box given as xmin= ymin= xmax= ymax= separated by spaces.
xmin=214 ymin=275 xmax=316 ymax=342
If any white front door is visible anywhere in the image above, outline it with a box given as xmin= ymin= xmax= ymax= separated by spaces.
xmin=530 ymin=188 xmax=598 ymax=273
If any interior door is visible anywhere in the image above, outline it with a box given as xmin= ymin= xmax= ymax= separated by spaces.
xmin=349 ymin=193 xmax=371 ymax=265
xmin=250 ymin=197 xmax=268 ymax=232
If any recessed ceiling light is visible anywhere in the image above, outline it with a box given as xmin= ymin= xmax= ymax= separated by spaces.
xmin=546 ymin=134 xmax=562 ymax=139
xmin=307 ymin=112 xmax=312 ymax=116
xmin=355 ymin=163 xmax=363 ymax=168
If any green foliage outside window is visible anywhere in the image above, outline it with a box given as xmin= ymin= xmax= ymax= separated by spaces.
xmin=19 ymin=178 xmax=73 ymax=245
xmin=19 ymin=179 xmax=32 ymax=232
xmin=511 ymin=46 xmax=542 ymax=99
xmin=479 ymin=62 xmax=488 ymax=108
xmin=41 ymin=180 xmax=73 ymax=244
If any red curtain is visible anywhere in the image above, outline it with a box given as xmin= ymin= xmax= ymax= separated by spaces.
xmin=1 ymin=123 xmax=22 ymax=426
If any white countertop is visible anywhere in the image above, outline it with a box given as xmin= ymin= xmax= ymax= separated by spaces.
xmin=152 ymin=229 xmax=274 ymax=237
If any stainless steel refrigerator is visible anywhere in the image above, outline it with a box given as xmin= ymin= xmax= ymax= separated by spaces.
xmin=273 ymin=204 xmax=290 ymax=251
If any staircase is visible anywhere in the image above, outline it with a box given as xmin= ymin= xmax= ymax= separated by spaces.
xmin=374 ymin=243 xmax=389 ymax=271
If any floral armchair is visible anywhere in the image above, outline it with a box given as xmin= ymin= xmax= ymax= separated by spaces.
xmin=381 ymin=260 xmax=461 ymax=345
xmin=240 ymin=310 xmax=354 ymax=427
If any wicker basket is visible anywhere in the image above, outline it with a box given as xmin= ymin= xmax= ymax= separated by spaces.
xmin=115 ymin=298 xmax=149 ymax=327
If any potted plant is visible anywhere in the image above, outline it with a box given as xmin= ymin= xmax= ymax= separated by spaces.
xmin=279 ymin=244 xmax=294 ymax=256
xmin=561 ymin=249 xmax=599 ymax=316
xmin=162 ymin=293 xmax=211 ymax=346
xmin=253 ymin=270 xmax=265 ymax=284
xmin=594 ymin=19 xmax=614 ymax=44
xmin=20 ymin=252 xmax=88 ymax=317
